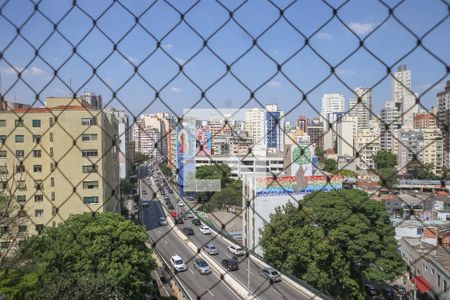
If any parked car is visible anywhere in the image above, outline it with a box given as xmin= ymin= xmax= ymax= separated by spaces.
xmin=159 ymin=217 xmax=167 ymax=226
xmin=203 ymin=244 xmax=219 ymax=255
xmin=177 ymin=201 xmax=185 ymax=207
xmin=168 ymin=203 xmax=174 ymax=209
xmin=176 ymin=217 xmax=184 ymax=224
xmin=221 ymin=258 xmax=239 ymax=271
xmin=192 ymin=218 xmax=201 ymax=226
xmin=183 ymin=227 xmax=194 ymax=236
xmin=193 ymin=258 xmax=211 ymax=275
xmin=364 ymin=283 xmax=378 ymax=297
xmin=259 ymin=268 xmax=281 ymax=283
xmin=185 ymin=212 xmax=194 ymax=218
xmin=227 ymin=245 xmax=245 ymax=256
xmin=383 ymin=287 xmax=394 ymax=300
xmin=199 ymin=225 xmax=212 ymax=235
xmin=393 ymin=284 xmax=406 ymax=295
xmin=170 ymin=255 xmax=187 ymax=272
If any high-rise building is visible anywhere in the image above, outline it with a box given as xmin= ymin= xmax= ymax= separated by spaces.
xmin=320 ymin=93 xmax=345 ymax=130
xmin=355 ymin=121 xmax=381 ymax=170
xmin=392 ymin=65 xmax=418 ymax=129
xmin=414 ymin=113 xmax=437 ymax=129
xmin=380 ymin=100 xmax=402 ymax=154
xmin=245 ymin=108 xmax=266 ymax=152
xmin=307 ymin=118 xmax=324 ymax=150
xmin=336 ymin=115 xmax=358 ymax=157
xmin=265 ymin=104 xmax=284 ymax=152
xmin=0 ymin=97 xmax=119 ymax=248
xmin=437 ymin=80 xmax=450 ymax=169
xmin=79 ymin=92 xmax=103 ymax=109
xmin=348 ymin=87 xmax=373 ymax=129
xmin=296 ymin=116 xmax=307 ymax=132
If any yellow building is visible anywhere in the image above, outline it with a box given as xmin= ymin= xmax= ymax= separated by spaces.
xmin=0 ymin=97 xmax=119 ymax=252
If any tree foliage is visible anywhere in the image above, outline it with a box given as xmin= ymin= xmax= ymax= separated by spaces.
xmin=203 ymin=187 xmax=241 ymax=212
xmin=0 ymin=213 xmax=156 ymax=300
xmin=335 ymin=169 xmax=358 ymax=178
xmin=159 ymin=163 xmax=172 ymax=178
xmin=322 ymin=158 xmax=338 ymax=173
xmin=260 ymin=190 xmax=405 ymax=300
xmin=406 ymin=161 xmax=438 ymax=180
xmin=373 ymin=150 xmax=397 ymax=170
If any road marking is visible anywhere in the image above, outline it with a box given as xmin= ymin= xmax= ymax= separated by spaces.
xmin=273 ymin=289 xmax=282 ymax=297
xmin=164 ymin=240 xmax=168 ymax=244
xmin=189 ymin=268 xmax=194 ymax=274
xmin=207 ymin=289 xmax=214 ymax=297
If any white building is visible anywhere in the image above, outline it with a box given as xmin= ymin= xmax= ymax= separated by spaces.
xmin=348 ymin=87 xmax=373 ymax=129
xmin=321 ymin=93 xmax=345 ymax=130
xmin=245 ymin=108 xmax=266 ymax=153
xmin=336 ymin=115 xmax=358 ymax=157
xmin=79 ymin=92 xmax=102 ymax=109
xmin=392 ymin=65 xmax=418 ymax=129
xmin=355 ymin=121 xmax=381 ymax=170
xmin=380 ymin=100 xmax=402 ymax=154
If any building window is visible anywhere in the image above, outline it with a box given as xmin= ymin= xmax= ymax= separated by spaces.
xmin=18 ymin=225 xmax=27 ymax=233
xmin=33 ymin=135 xmax=41 ymax=143
xmin=50 ymin=147 xmax=54 ymax=157
xmin=50 ymin=163 xmax=55 ymax=172
xmin=0 ymin=120 xmax=6 ymax=127
xmin=15 ymin=135 xmax=24 ymax=143
xmin=83 ymin=181 xmax=99 ymax=189
xmin=83 ymin=196 xmax=99 ymax=204
xmin=51 ymin=191 xmax=55 ymax=201
xmin=34 ymin=180 xmax=43 ymax=190
xmin=49 ymin=117 xmax=54 ymax=126
xmin=82 ymin=149 xmax=98 ymax=157
xmin=82 ymin=165 xmax=97 ymax=173
xmin=33 ymin=150 xmax=42 ymax=157
xmin=16 ymin=150 xmax=25 ymax=158
xmin=32 ymin=119 xmax=41 ymax=127
xmin=17 ymin=181 xmax=26 ymax=191
xmin=0 ymin=150 xmax=6 ymax=158
xmin=0 ymin=166 xmax=8 ymax=175
xmin=50 ymin=177 xmax=54 ymax=187
xmin=15 ymin=119 xmax=24 ymax=127
xmin=35 ymin=209 xmax=44 ymax=218
xmin=35 ymin=224 xmax=44 ymax=232
xmin=16 ymin=195 xmax=26 ymax=203
xmin=81 ymin=118 xmax=96 ymax=126
xmin=0 ymin=135 xmax=6 ymax=142
xmin=432 ymin=268 xmax=435 ymax=275
xmin=438 ymin=274 xmax=441 ymax=287
xmin=16 ymin=165 xmax=25 ymax=173
xmin=33 ymin=165 xmax=42 ymax=172
xmin=49 ymin=132 xmax=53 ymax=142
xmin=444 ymin=280 xmax=447 ymax=295
xmin=81 ymin=134 xmax=98 ymax=141
xmin=34 ymin=194 xmax=43 ymax=202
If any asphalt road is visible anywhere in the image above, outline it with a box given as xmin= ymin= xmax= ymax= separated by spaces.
xmin=140 ymin=178 xmax=241 ymax=300
xmin=148 ymin=166 xmax=314 ymax=300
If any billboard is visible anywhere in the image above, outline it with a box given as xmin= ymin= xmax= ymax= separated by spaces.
xmin=196 ymin=126 xmax=212 ymax=156
xmin=254 ymin=175 xmax=343 ymax=196
xmin=177 ymin=124 xmax=196 ymax=195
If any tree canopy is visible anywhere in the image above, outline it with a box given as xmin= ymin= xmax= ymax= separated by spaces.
xmin=0 ymin=212 xmax=156 ymax=300
xmin=406 ymin=161 xmax=438 ymax=180
xmin=373 ymin=150 xmax=397 ymax=170
xmin=259 ymin=190 xmax=405 ymax=300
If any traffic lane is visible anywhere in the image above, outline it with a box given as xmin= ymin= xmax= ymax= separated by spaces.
xmin=142 ymin=201 xmax=240 ymax=300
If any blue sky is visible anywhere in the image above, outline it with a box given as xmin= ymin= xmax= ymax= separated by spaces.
xmin=0 ymin=0 xmax=449 ymax=122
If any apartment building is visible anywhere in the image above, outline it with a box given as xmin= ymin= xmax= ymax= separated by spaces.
xmin=0 ymin=97 xmax=119 ymax=252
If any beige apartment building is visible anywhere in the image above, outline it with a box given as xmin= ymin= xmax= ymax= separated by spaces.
xmin=0 ymin=97 xmax=119 ymax=252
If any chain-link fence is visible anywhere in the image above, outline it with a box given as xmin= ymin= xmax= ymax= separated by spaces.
xmin=1 ymin=0 xmax=449 ymax=299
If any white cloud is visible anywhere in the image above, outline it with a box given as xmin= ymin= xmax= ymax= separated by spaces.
xmin=267 ymin=80 xmax=283 ymax=88
xmin=161 ymin=43 xmax=173 ymax=49
xmin=336 ymin=68 xmax=356 ymax=76
xmin=127 ymin=56 xmax=139 ymax=64
xmin=175 ymin=57 xmax=185 ymax=65
xmin=0 ymin=66 xmax=46 ymax=76
xmin=170 ymin=87 xmax=182 ymax=93
xmin=348 ymin=22 xmax=375 ymax=35
xmin=29 ymin=67 xmax=46 ymax=76
xmin=316 ymin=32 xmax=332 ymax=40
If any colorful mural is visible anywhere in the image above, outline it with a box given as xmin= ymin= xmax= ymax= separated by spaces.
xmin=255 ymin=175 xmax=343 ymax=196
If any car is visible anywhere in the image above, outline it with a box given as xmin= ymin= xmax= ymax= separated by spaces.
xmin=364 ymin=283 xmax=378 ymax=297
xmin=182 ymin=227 xmax=194 ymax=236
xmin=185 ymin=212 xmax=194 ymax=218
xmin=142 ymin=200 xmax=149 ymax=207
xmin=383 ymin=287 xmax=394 ymax=300
xmin=203 ymin=244 xmax=219 ymax=255
xmin=193 ymin=258 xmax=211 ymax=275
xmin=259 ymin=268 xmax=281 ymax=282
xmin=227 ymin=245 xmax=245 ymax=256
xmin=221 ymin=258 xmax=239 ymax=271
xmin=170 ymin=255 xmax=187 ymax=272
xmin=199 ymin=225 xmax=212 ymax=235
xmin=176 ymin=217 xmax=184 ymax=224
xmin=177 ymin=201 xmax=185 ymax=207
xmin=192 ymin=218 xmax=201 ymax=226
xmin=159 ymin=217 xmax=167 ymax=226
xmin=393 ymin=284 xmax=406 ymax=295
xmin=168 ymin=203 xmax=174 ymax=209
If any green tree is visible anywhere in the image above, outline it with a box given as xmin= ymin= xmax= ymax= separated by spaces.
xmin=315 ymin=147 xmax=325 ymax=161
xmin=196 ymin=163 xmax=232 ymax=188
xmin=203 ymin=187 xmax=241 ymax=212
xmin=373 ymin=150 xmax=397 ymax=170
xmin=322 ymin=158 xmax=338 ymax=173
xmin=335 ymin=169 xmax=358 ymax=177
xmin=0 ymin=213 xmax=156 ymax=300
xmin=260 ymin=190 xmax=405 ymax=300
xmin=131 ymin=152 xmax=150 ymax=174
xmin=406 ymin=161 xmax=438 ymax=180
xmin=159 ymin=163 xmax=172 ymax=178
xmin=120 ymin=179 xmax=134 ymax=195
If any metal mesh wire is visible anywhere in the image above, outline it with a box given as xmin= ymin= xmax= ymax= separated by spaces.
xmin=1 ymin=0 xmax=450 ymax=299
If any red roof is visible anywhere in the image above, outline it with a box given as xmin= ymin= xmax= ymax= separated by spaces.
xmin=412 ymin=275 xmax=432 ymax=294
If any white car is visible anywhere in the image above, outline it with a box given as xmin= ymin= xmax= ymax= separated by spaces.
xmin=170 ymin=255 xmax=187 ymax=272
xmin=227 ymin=245 xmax=246 ymax=256
xmin=177 ymin=201 xmax=185 ymax=207
xmin=199 ymin=225 xmax=211 ymax=235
